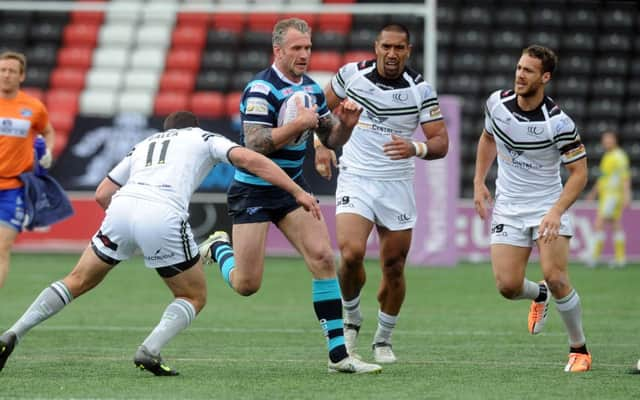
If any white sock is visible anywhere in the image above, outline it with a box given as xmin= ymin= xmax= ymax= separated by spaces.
xmin=513 ymin=279 xmax=541 ymax=300
xmin=555 ymin=289 xmax=586 ymax=347
xmin=10 ymin=281 xmax=73 ymax=341
xmin=342 ymin=294 xmax=362 ymax=326
xmin=141 ymin=298 xmax=196 ymax=355
xmin=373 ymin=310 xmax=397 ymax=345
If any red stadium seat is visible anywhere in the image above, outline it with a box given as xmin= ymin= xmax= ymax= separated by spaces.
xmin=21 ymin=87 xmax=44 ymax=101
xmin=248 ymin=13 xmax=281 ymax=33
xmin=159 ymin=70 xmax=196 ymax=93
xmin=190 ymin=91 xmax=225 ymax=119
xmin=342 ymin=51 xmax=376 ymax=65
xmin=212 ymin=13 xmax=245 ymax=32
xmin=63 ymin=23 xmax=100 ymax=47
xmin=172 ymin=24 xmax=207 ymax=50
xmin=57 ymin=47 xmax=93 ymax=69
xmin=154 ymin=92 xmax=189 ymax=116
xmin=309 ymin=51 xmax=342 ymax=72
xmin=165 ymin=48 xmax=202 ymax=73
xmin=53 ymin=132 xmax=69 ymax=158
xmin=225 ymin=91 xmax=243 ymax=118
xmin=70 ymin=0 xmax=105 ymax=25
xmin=45 ymin=89 xmax=80 ymax=115
xmin=317 ymin=14 xmax=352 ymax=34
xmin=49 ymin=67 xmax=86 ymax=90
xmin=282 ymin=13 xmax=316 ymax=29
xmin=48 ymin=111 xmax=75 ymax=134
xmin=177 ymin=12 xmax=211 ymax=26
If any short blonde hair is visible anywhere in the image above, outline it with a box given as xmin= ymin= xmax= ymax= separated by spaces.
xmin=0 ymin=51 xmax=26 ymax=74
xmin=272 ymin=18 xmax=311 ymax=47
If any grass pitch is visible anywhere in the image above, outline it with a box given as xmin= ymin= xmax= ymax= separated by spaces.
xmin=0 ymin=253 xmax=638 ymax=399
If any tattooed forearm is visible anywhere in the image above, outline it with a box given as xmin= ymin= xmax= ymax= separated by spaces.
xmin=244 ymin=123 xmax=276 ymax=154
xmin=316 ymin=115 xmax=337 ymax=149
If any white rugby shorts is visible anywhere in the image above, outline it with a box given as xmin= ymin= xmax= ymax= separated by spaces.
xmin=335 ymin=173 xmax=416 ymax=230
xmin=91 ymin=195 xmax=199 ymax=269
xmin=490 ymin=196 xmax=574 ymax=247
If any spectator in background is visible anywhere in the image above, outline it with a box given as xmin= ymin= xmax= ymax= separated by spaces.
xmin=474 ymin=45 xmax=591 ymax=372
xmin=313 ymin=23 xmax=449 ymax=364
xmin=584 ymin=130 xmax=631 ymax=268
xmin=0 ymin=51 xmax=55 ymax=288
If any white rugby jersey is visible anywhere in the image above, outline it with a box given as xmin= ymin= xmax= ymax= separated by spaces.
xmin=484 ymin=89 xmax=586 ymax=201
xmin=108 ymin=127 xmax=238 ymax=212
xmin=331 ymin=60 xmax=443 ymax=180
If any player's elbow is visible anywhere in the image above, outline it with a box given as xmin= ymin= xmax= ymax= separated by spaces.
xmin=95 ymin=188 xmax=111 ymax=210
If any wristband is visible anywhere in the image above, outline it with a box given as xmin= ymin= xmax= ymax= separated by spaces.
xmin=412 ymin=141 xmax=428 ymax=159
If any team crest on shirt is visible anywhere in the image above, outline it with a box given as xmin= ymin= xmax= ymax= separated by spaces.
xmin=20 ymin=108 xmax=33 ymax=117
xmin=249 ymin=83 xmax=270 ymax=95
xmin=245 ymin=97 xmax=269 ymax=116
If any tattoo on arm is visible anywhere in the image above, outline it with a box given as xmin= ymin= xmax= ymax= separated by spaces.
xmin=244 ymin=123 xmax=276 ymax=154
xmin=316 ymin=115 xmax=336 ymax=149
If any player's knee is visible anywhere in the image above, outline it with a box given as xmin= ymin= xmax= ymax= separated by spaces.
xmin=234 ymin=279 xmax=261 ymax=296
xmin=381 ymin=259 xmax=404 ymax=282
xmin=339 ymin=245 xmax=365 ymax=268
xmin=545 ymin=276 xmax=569 ymax=295
xmin=495 ymin=281 xmax=521 ymax=299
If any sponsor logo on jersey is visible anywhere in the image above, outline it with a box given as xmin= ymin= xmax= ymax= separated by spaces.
xmin=247 ymin=206 xmax=263 ymax=215
xmin=249 ymin=83 xmax=270 ymax=95
xmin=245 ymin=97 xmax=269 ymax=116
xmin=392 ymin=92 xmax=409 ymax=104
xmin=397 ymin=213 xmax=412 ymax=223
xmin=145 ymin=248 xmax=176 ymax=261
xmin=429 ymin=105 xmax=442 ymax=118
xmin=527 ymin=126 xmax=544 ymax=136
xmin=555 ymin=117 xmax=571 ymax=134
xmin=20 ymin=108 xmax=33 ymax=117
xmin=0 ymin=118 xmax=30 ymax=137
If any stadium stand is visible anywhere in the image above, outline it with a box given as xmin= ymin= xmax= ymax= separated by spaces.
xmin=2 ymin=0 xmax=637 ymax=198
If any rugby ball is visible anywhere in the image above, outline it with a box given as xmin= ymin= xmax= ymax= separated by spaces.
xmin=278 ymin=91 xmax=314 ymax=145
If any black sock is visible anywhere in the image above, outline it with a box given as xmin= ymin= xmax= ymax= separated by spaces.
xmin=534 ymin=283 xmax=548 ymax=302
xmin=570 ymin=344 xmax=589 ymax=355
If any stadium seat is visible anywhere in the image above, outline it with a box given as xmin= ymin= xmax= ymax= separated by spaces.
xmin=92 ymin=47 xmax=129 ymax=69
xmin=29 ymin=21 xmax=65 ymax=45
xmin=137 ymin=24 xmax=173 ymax=48
xmin=225 ymin=91 xmax=243 ymax=118
xmin=99 ymin=24 xmax=136 ymax=47
xmin=141 ymin=2 xmax=178 ymax=24
xmin=85 ymin=68 xmax=123 ymax=91
xmin=200 ymin=49 xmax=236 ymax=71
xmin=282 ymin=13 xmax=316 ymax=29
xmin=57 ymin=46 xmax=93 ymax=69
xmin=486 ymin=52 xmax=516 ymax=74
xmin=561 ymin=32 xmax=595 ymax=52
xmin=123 ymin=69 xmax=161 ymax=92
xmin=25 ymin=44 xmax=59 ymax=69
xmin=70 ymin=8 xmax=105 ymax=25
xmin=530 ymin=7 xmax=563 ymax=30
xmin=598 ymin=33 xmax=631 ymax=53
xmin=451 ymin=52 xmax=485 ymax=73
xmin=50 ymin=68 xmax=86 ymax=90
xmin=131 ymin=48 xmax=166 ymax=71
xmin=212 ymin=13 xmax=245 ymax=32
xmin=454 ymin=30 xmax=489 ymax=49
xmin=248 ymin=13 xmax=280 ymax=33
xmin=348 ymin=28 xmax=378 ymax=50
xmin=312 ymin=31 xmax=347 ymax=52
xmin=105 ymin=1 xmax=143 ymax=23
xmin=46 ymin=89 xmax=80 ymax=115
xmin=563 ymin=54 xmax=592 ymax=76
xmin=600 ymin=7 xmax=635 ymax=32
xmin=242 ymin=30 xmax=274 ymax=50
xmin=444 ymin=74 xmax=482 ymax=96
xmin=63 ymin=23 xmax=100 ymax=47
xmin=190 ymin=91 xmax=225 ymax=119
xmin=559 ymin=97 xmax=586 ymax=121
xmin=352 ymin=14 xmax=388 ymax=31
xmin=555 ymin=77 xmax=589 ymax=97
xmin=590 ymin=77 xmax=625 ymax=98
xmin=526 ymin=32 xmax=560 ymax=52
xmin=437 ymin=4 xmax=457 ymax=27
xmin=176 ymin=12 xmax=210 ymax=26
xmin=48 ymin=110 xmax=75 ymax=133
xmin=458 ymin=6 xmax=491 ymax=28
xmin=0 ymin=22 xmax=28 ymax=44
xmin=342 ymin=51 xmax=375 ymax=65
xmin=154 ymin=91 xmax=189 ymax=116
xmin=587 ymin=99 xmax=623 ymax=119
xmin=172 ymin=24 xmax=207 ymax=49
xmin=165 ymin=48 xmax=202 ymax=73
xmin=309 ymin=51 xmax=342 ymax=73
xmin=565 ymin=7 xmax=598 ymax=30
xmin=235 ymin=50 xmax=271 ymax=72
xmin=483 ymin=74 xmax=511 ymax=94
xmin=159 ymin=70 xmax=196 ymax=93
xmin=195 ymin=70 xmax=230 ymax=92
xmin=25 ymin=66 xmax=51 ymax=89
xmin=317 ymin=14 xmax=352 ymax=34
xmin=118 ymin=91 xmax=155 ymax=115
xmin=206 ymin=29 xmax=241 ymax=49
xmin=491 ymin=31 xmax=524 ymax=50
xmin=495 ymin=7 xmax=527 ymax=28
xmin=595 ymin=57 xmax=628 ymax=76
xmin=53 ymin=132 xmax=69 ymax=158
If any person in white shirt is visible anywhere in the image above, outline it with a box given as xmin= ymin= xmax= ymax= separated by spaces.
xmin=473 ymin=45 xmax=591 ymax=372
xmin=314 ymin=23 xmax=449 ymax=363
xmin=0 ymin=111 xmax=320 ymax=376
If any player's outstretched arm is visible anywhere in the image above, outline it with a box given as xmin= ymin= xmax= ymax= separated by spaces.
xmin=473 ymin=130 xmax=497 ymax=220
xmin=229 ymin=147 xmax=321 ymax=219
